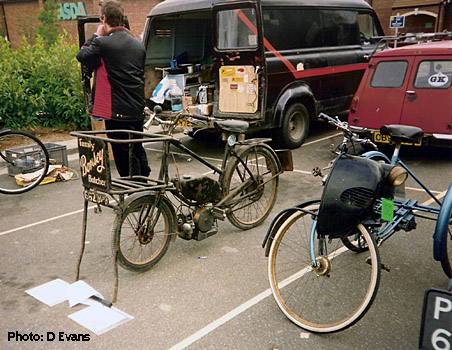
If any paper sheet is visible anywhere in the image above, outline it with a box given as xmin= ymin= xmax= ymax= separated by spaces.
xmin=67 ymin=280 xmax=103 ymax=307
xmin=68 ymin=304 xmax=133 ymax=335
xmin=25 ymin=279 xmax=70 ymax=306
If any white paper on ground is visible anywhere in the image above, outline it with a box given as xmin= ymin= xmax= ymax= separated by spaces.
xmin=68 ymin=304 xmax=134 ymax=335
xmin=25 ymin=279 xmax=70 ymax=306
xmin=67 ymin=280 xmax=103 ymax=307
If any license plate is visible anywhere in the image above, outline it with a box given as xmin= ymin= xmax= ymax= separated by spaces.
xmin=177 ymin=119 xmax=193 ymax=127
xmin=83 ymin=189 xmax=109 ymax=206
xmin=419 ymin=288 xmax=452 ymax=350
xmin=373 ymin=131 xmax=421 ymax=146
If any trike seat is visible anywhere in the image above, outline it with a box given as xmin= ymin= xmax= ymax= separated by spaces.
xmin=214 ymin=120 xmax=249 ymax=134
xmin=380 ymin=125 xmax=424 ymax=144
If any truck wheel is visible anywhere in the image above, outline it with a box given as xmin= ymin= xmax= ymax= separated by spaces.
xmin=275 ymin=103 xmax=309 ymax=149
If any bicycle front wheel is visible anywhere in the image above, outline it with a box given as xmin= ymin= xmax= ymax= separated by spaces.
xmin=111 ymin=194 xmax=173 ymax=272
xmin=268 ymin=202 xmax=381 ymax=333
xmin=0 ymin=131 xmax=49 ymax=195
xmin=222 ymin=145 xmax=279 ymax=229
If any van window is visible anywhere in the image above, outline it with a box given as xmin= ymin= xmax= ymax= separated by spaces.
xmin=370 ymin=61 xmax=408 ymax=88
xmin=321 ymin=10 xmax=359 ymax=46
xmin=262 ymin=9 xmax=321 ymax=50
xmin=414 ymin=60 xmax=452 ymax=89
xmin=358 ymin=12 xmax=379 ymax=44
xmin=217 ymin=8 xmax=258 ymax=50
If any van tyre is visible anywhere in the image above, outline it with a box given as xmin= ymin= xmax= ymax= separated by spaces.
xmin=276 ymin=103 xmax=309 ymax=149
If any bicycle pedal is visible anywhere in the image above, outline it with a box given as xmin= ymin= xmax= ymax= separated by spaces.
xmin=366 ymin=258 xmax=391 ymax=272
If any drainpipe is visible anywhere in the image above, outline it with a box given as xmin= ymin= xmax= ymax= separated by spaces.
xmin=1 ymin=3 xmax=10 ymax=41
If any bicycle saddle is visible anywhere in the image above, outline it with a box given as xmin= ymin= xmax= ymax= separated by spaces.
xmin=214 ymin=120 xmax=249 ymax=134
xmin=380 ymin=125 xmax=424 ymax=144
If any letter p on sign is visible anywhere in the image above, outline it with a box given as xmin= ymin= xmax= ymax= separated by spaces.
xmin=434 ymin=297 xmax=452 ymax=320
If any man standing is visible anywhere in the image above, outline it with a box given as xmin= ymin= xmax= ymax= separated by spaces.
xmin=76 ymin=0 xmax=150 ymax=178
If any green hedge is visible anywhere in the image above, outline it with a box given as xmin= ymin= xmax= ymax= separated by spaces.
xmin=0 ymin=34 xmax=89 ymax=130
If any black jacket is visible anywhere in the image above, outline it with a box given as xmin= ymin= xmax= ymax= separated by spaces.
xmin=76 ymin=28 xmax=146 ymax=121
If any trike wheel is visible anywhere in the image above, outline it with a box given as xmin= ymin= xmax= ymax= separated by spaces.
xmin=222 ymin=145 xmax=279 ymax=230
xmin=341 ymin=231 xmax=369 ymax=253
xmin=440 ymin=206 xmax=452 ymax=278
xmin=268 ymin=202 xmax=381 ymax=333
xmin=111 ymin=195 xmax=173 ymax=272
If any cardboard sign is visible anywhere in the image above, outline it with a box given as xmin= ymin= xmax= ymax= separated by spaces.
xmin=77 ymin=136 xmax=110 ymax=191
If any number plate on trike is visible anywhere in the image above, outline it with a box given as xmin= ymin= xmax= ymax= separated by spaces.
xmin=83 ymin=189 xmax=109 ymax=206
xmin=373 ymin=131 xmax=421 ymax=146
xmin=419 ymin=288 xmax=452 ymax=349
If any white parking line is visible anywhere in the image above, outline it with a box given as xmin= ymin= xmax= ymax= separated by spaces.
xmin=0 ymin=206 xmax=94 ymax=237
xmin=168 ymin=190 xmax=448 ymax=349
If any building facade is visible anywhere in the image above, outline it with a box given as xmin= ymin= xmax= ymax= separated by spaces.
xmin=0 ymin=0 xmax=162 ymax=48
xmin=1 ymin=0 xmax=451 ymax=49
xmin=370 ymin=0 xmax=452 ymax=35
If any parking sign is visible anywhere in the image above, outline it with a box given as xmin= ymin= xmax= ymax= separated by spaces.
xmin=390 ymin=15 xmax=405 ymax=28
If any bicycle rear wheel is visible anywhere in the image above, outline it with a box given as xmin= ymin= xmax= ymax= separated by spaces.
xmin=222 ymin=145 xmax=279 ymax=229
xmin=268 ymin=202 xmax=381 ymax=333
xmin=0 ymin=130 xmax=49 ymax=194
xmin=111 ymin=194 xmax=173 ymax=272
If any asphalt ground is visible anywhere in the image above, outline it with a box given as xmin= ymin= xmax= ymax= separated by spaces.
xmin=1 ymin=122 xmax=452 ymax=349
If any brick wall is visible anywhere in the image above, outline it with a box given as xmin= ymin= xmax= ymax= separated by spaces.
xmin=3 ymin=0 xmax=162 ymax=48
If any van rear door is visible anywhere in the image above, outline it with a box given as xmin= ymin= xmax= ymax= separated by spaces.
xmin=352 ymin=57 xmax=415 ymax=128
xmin=212 ymin=1 xmax=265 ymax=120
xmin=400 ymin=57 xmax=452 ymax=134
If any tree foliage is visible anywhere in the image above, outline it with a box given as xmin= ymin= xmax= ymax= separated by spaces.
xmin=36 ymin=0 xmax=61 ymax=47
xmin=0 ymin=35 xmax=89 ymax=130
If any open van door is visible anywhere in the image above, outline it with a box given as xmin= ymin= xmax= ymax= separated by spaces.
xmin=212 ymin=1 xmax=266 ymax=121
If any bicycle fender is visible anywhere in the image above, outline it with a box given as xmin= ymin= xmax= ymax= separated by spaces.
xmin=362 ymin=150 xmax=391 ymax=164
xmin=122 ymin=191 xmax=178 ymax=242
xmin=433 ymin=183 xmax=452 ymax=261
xmin=262 ymin=199 xmax=321 ymax=257
xmin=235 ymin=142 xmax=282 ymax=173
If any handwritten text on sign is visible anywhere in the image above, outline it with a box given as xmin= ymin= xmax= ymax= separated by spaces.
xmin=77 ymin=137 xmax=110 ymax=191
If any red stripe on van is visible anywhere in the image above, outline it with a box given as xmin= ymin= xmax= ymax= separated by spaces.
xmin=234 ymin=9 xmax=368 ymax=79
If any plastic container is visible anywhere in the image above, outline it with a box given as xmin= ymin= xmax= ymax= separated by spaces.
xmin=169 ymin=80 xmax=183 ymax=111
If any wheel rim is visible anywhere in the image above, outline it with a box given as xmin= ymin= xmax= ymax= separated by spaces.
xmin=226 ymin=148 xmax=278 ymax=226
xmin=0 ymin=132 xmax=49 ymax=194
xmin=268 ymin=207 xmax=380 ymax=333
xmin=288 ymin=111 xmax=306 ymax=141
xmin=119 ymin=202 xmax=169 ymax=267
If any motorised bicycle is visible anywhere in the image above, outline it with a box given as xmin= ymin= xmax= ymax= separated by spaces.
xmin=262 ymin=113 xmax=452 ymax=333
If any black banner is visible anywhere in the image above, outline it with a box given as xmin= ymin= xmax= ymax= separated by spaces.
xmin=77 ymin=136 xmax=110 ymax=191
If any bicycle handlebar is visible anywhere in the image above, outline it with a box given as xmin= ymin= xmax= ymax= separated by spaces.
xmin=318 ymin=113 xmax=378 ymax=150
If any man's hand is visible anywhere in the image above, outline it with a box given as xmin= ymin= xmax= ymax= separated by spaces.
xmin=96 ymin=24 xmax=107 ymax=37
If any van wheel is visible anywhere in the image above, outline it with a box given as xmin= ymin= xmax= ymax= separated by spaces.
xmin=275 ymin=103 xmax=309 ymax=149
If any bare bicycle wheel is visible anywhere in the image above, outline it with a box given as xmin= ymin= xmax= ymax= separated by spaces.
xmin=268 ymin=202 xmax=381 ymax=333
xmin=0 ymin=130 xmax=49 ymax=195
xmin=111 ymin=194 xmax=173 ymax=272
xmin=222 ymin=145 xmax=279 ymax=229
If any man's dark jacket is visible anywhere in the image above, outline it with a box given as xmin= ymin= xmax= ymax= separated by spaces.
xmin=76 ymin=27 xmax=146 ymax=121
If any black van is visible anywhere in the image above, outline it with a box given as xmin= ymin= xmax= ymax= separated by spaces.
xmin=142 ymin=0 xmax=384 ymax=148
